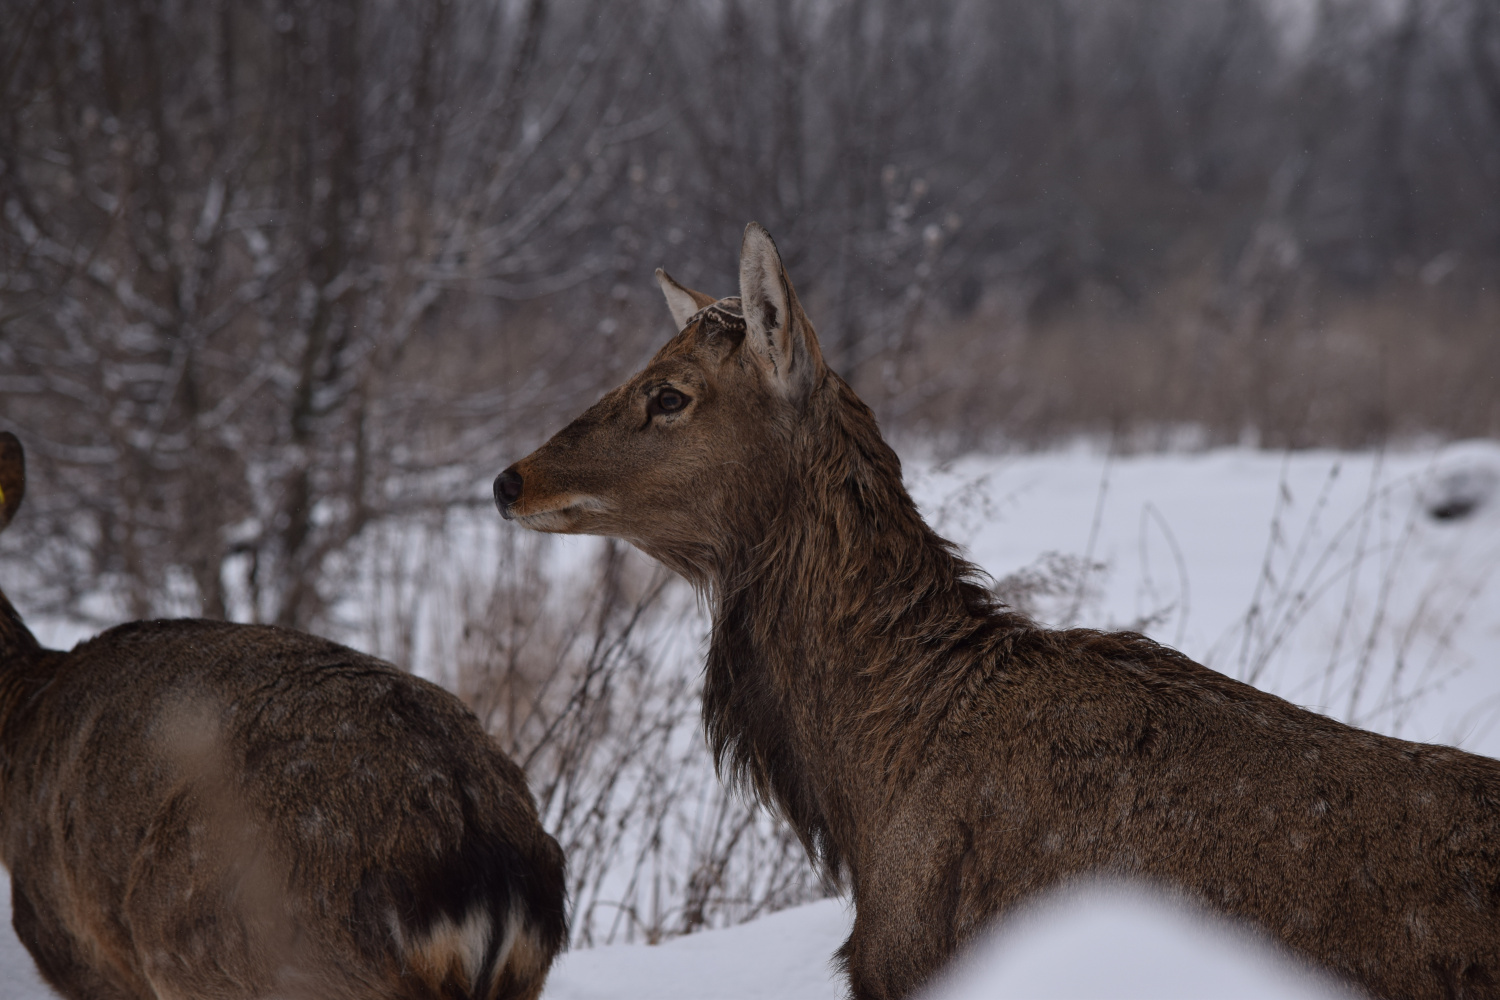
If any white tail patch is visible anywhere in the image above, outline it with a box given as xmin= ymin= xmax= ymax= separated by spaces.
xmin=404 ymin=900 xmax=527 ymax=998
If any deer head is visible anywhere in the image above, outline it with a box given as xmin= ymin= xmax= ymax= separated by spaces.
xmin=495 ymin=223 xmax=828 ymax=585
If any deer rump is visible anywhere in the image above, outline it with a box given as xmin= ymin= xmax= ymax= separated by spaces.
xmin=0 ymin=620 xmax=565 ymax=1000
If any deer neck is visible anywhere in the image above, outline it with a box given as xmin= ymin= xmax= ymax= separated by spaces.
xmin=702 ymin=378 xmax=1001 ymax=878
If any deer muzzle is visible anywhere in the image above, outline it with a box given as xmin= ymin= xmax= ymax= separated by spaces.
xmin=493 ymin=468 xmax=524 ymax=519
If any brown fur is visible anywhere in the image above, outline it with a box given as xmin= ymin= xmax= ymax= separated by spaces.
xmin=497 ymin=224 xmax=1500 ymax=1000
xmin=0 ymin=433 xmax=567 ymax=1000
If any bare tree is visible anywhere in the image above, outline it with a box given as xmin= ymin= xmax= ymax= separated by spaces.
xmin=0 ymin=0 xmax=674 ymax=628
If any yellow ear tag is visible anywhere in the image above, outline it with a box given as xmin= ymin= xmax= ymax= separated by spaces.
xmin=0 ymin=484 xmax=6 ymax=505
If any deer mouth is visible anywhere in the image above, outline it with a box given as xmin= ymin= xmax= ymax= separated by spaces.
xmin=506 ymin=493 xmax=611 ymax=533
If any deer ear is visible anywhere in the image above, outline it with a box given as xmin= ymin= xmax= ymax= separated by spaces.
xmin=655 ymin=269 xmax=716 ymax=331
xmin=738 ymin=222 xmax=823 ymax=401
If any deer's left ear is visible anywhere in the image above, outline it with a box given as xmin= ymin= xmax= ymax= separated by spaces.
xmin=738 ymin=222 xmax=824 ymax=403
xmin=655 ymin=269 xmax=717 ymax=331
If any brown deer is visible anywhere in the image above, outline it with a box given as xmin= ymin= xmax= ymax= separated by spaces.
xmin=495 ymin=222 xmax=1500 ymax=1000
xmin=0 ymin=432 xmax=566 ymax=999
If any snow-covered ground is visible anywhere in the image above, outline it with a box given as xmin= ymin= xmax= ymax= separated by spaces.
xmin=546 ymin=880 xmax=1355 ymax=1000
xmin=4 ymin=442 xmax=1498 ymax=998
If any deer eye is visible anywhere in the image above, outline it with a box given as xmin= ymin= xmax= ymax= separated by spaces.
xmin=648 ymin=389 xmax=690 ymax=418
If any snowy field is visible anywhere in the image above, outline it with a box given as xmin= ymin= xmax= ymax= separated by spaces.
xmin=5 ymin=441 xmax=1499 ymax=998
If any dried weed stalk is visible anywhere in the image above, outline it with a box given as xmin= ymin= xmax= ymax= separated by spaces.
xmin=1208 ymin=459 xmax=1497 ymax=737
xmin=347 ymin=518 xmax=826 ymax=947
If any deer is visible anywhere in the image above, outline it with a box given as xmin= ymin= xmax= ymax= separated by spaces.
xmin=494 ymin=222 xmax=1500 ymax=1000
xmin=0 ymin=432 xmax=566 ymax=1000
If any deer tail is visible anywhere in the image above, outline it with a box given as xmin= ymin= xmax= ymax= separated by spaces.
xmin=0 ymin=432 xmax=40 ymax=663
xmin=358 ymin=826 xmax=568 ymax=1000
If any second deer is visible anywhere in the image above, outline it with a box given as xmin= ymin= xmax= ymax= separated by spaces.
xmin=0 ymin=433 xmax=566 ymax=1000
xmin=495 ymin=223 xmax=1500 ymax=1000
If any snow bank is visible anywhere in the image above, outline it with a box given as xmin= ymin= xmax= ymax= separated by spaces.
xmin=922 ymin=881 xmax=1353 ymax=1000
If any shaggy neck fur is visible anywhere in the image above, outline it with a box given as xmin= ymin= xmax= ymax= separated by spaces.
xmin=702 ymin=372 xmax=1023 ymax=881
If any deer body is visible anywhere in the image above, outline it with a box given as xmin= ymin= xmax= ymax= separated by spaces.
xmin=0 ymin=435 xmax=566 ymax=1000
xmin=496 ymin=224 xmax=1500 ymax=999
xmin=709 ymin=481 xmax=1500 ymax=998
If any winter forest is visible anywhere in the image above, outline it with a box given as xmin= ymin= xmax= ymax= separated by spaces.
xmin=1 ymin=0 xmax=1499 ymax=996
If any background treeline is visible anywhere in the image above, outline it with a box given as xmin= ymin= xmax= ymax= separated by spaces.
xmin=2 ymin=0 xmax=1497 ymax=942
xmin=5 ymin=0 xmax=1500 ymax=629
xmin=3 ymin=0 xmax=1499 ymax=628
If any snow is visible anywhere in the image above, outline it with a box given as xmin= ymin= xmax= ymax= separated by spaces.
xmin=3 ymin=442 xmax=1498 ymax=998
xmin=546 ymin=898 xmax=851 ymax=1000
xmin=922 ymin=881 xmax=1352 ymax=1000
xmin=544 ymin=879 xmax=1355 ymax=1000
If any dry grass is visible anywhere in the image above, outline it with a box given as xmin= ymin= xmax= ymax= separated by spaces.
xmin=1200 ymin=456 xmax=1499 ymax=739
xmin=343 ymin=519 xmax=827 ymax=947
xmin=863 ymin=270 xmax=1500 ymax=453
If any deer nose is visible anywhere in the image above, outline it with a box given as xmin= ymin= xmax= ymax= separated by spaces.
xmin=494 ymin=469 xmax=523 ymax=518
